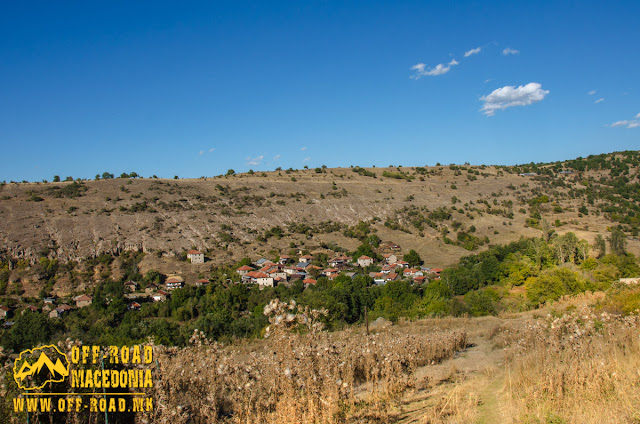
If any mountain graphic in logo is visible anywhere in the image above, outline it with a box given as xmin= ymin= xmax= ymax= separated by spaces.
xmin=13 ymin=345 xmax=70 ymax=390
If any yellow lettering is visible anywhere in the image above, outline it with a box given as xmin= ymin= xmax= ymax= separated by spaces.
xmin=71 ymin=346 xmax=80 ymax=364
xmin=26 ymin=398 xmax=38 ymax=412
xmin=85 ymin=370 xmax=94 ymax=388
xmin=144 ymin=369 xmax=153 ymax=388
xmin=82 ymin=346 xmax=90 ymax=364
xmin=57 ymin=398 xmax=66 ymax=412
xmin=133 ymin=398 xmax=144 ymax=412
xmin=94 ymin=370 xmax=101 ymax=388
xmin=102 ymin=369 xmax=110 ymax=388
xmin=13 ymin=398 xmax=24 ymax=412
xmin=92 ymin=346 xmax=101 ymax=364
xmin=110 ymin=346 xmax=119 ymax=364
xmin=132 ymin=345 xmax=141 ymax=364
xmin=121 ymin=370 xmax=129 ymax=387
xmin=144 ymin=346 xmax=153 ymax=363
xmin=90 ymin=398 xmax=97 ymax=412
xmin=108 ymin=398 xmax=116 ymax=412
xmin=71 ymin=370 xmax=84 ymax=388
xmin=111 ymin=370 xmax=120 ymax=388
xmin=128 ymin=369 xmax=138 ymax=388
xmin=121 ymin=346 xmax=129 ymax=364
xmin=119 ymin=397 xmax=126 ymax=412
xmin=146 ymin=397 xmax=153 ymax=411
xmin=39 ymin=398 xmax=51 ymax=412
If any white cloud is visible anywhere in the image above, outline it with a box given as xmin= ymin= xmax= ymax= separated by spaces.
xmin=209 ymin=148 xmax=215 ymax=152
xmin=594 ymin=98 xmax=605 ymax=104
xmin=246 ymin=155 xmax=264 ymax=166
xmin=410 ymin=60 xmax=459 ymax=79
xmin=273 ymin=154 xmax=281 ymax=160
xmin=199 ymin=150 xmax=204 ymax=156
xmin=609 ymin=113 xmax=640 ymax=128
xmin=300 ymin=146 xmax=307 ymax=151
xmin=502 ymin=48 xmax=520 ymax=55
xmin=303 ymin=157 xmax=311 ymax=162
xmin=464 ymin=47 xmax=481 ymax=57
xmin=588 ymin=90 xmax=596 ymax=95
xmin=480 ymin=82 xmax=549 ymax=116
xmin=610 ymin=120 xmax=631 ymax=127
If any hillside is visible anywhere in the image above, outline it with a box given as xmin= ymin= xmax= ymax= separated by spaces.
xmin=1 ymin=151 xmax=639 ymax=289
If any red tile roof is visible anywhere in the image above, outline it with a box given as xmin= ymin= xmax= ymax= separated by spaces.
xmin=187 ymin=250 xmax=203 ymax=255
xmin=303 ymin=278 xmax=317 ymax=284
xmin=237 ymin=265 xmax=253 ymax=271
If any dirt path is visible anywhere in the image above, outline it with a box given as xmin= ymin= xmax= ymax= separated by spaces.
xmin=390 ymin=316 xmax=521 ymax=424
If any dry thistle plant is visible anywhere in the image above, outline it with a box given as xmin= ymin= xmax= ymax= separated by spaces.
xmin=139 ymin=299 xmax=468 ymax=424
xmin=503 ymin=306 xmax=640 ymax=424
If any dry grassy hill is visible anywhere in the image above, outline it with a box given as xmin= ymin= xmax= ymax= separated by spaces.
xmin=1 ymin=152 xmax=639 ymax=290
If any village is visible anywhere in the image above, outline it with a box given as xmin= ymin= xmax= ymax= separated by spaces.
xmin=0 ymin=243 xmax=443 ymax=324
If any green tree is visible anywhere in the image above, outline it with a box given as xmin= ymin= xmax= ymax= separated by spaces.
xmin=3 ymin=311 xmax=54 ymax=352
xmin=226 ymin=169 xmax=235 ymax=176
xmin=608 ymin=228 xmax=627 ymax=256
xmin=53 ymin=175 xmax=60 ymax=182
xmin=403 ymin=249 xmax=423 ymax=268
xmin=594 ymin=234 xmax=606 ymax=258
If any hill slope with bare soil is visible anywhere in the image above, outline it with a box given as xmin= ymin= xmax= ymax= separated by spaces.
xmin=1 ymin=152 xmax=639 ymax=274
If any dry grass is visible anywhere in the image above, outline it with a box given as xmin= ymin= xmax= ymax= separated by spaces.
xmin=503 ymin=306 xmax=640 ymax=423
xmin=140 ymin=300 xmax=468 ymax=424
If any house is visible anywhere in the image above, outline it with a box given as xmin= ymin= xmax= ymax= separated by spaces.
xmin=43 ymin=297 xmax=56 ymax=305
xmin=124 ymin=281 xmax=138 ymax=292
xmin=257 ymin=276 xmax=275 ymax=288
xmin=0 ymin=305 xmax=11 ymax=318
xmin=321 ymin=268 xmax=339 ymax=277
xmin=396 ymin=260 xmax=409 ymax=268
xmin=57 ymin=304 xmax=72 ymax=312
xmin=75 ymin=295 xmax=93 ymax=308
xmin=127 ymin=302 xmax=142 ymax=311
xmin=303 ymin=278 xmax=317 ymax=286
xmin=255 ymin=258 xmax=274 ymax=267
xmin=328 ymin=256 xmax=352 ymax=268
xmin=414 ymin=276 xmax=427 ymax=283
xmin=357 ymin=255 xmax=374 ymax=267
xmin=390 ymin=244 xmax=401 ymax=251
xmin=152 ymin=291 xmax=169 ymax=302
xmin=382 ymin=254 xmax=398 ymax=264
xmin=519 ymin=173 xmax=538 ymax=177
xmin=267 ymin=269 xmax=288 ymax=280
xmin=289 ymin=273 xmax=306 ymax=282
xmin=22 ymin=305 xmax=39 ymax=315
xmin=48 ymin=309 xmax=63 ymax=319
xmin=278 ymin=255 xmax=292 ymax=264
xmin=236 ymin=265 xmax=254 ymax=276
xmin=195 ymin=279 xmax=210 ymax=287
xmin=298 ymin=254 xmax=313 ymax=263
xmin=296 ymin=262 xmax=311 ymax=269
xmin=187 ymin=250 xmax=205 ymax=264
xmin=166 ymin=276 xmax=185 ymax=290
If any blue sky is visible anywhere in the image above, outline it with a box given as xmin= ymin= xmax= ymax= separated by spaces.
xmin=1 ymin=0 xmax=638 ymax=181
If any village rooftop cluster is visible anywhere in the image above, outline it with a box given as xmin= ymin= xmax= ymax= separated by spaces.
xmin=0 ymin=243 xmax=443 ymax=325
